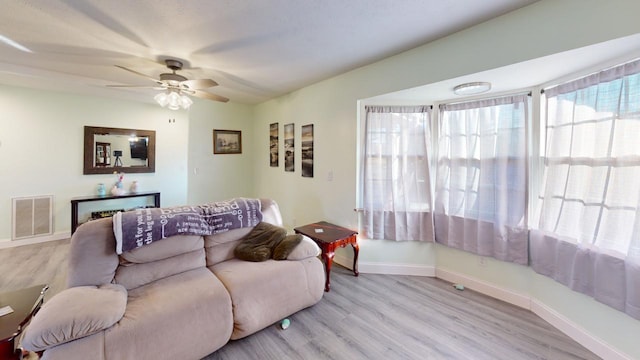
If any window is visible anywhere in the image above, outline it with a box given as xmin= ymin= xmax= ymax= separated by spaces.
xmin=361 ymin=106 xmax=433 ymax=241
xmin=434 ymin=95 xmax=529 ymax=264
xmin=531 ymin=59 xmax=640 ymax=319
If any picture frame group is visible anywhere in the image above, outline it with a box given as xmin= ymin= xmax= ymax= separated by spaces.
xmin=270 ymin=122 xmax=314 ymax=177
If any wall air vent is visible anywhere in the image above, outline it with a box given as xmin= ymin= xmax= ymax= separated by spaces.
xmin=12 ymin=195 xmax=53 ymax=240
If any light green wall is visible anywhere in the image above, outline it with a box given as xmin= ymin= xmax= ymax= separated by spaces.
xmin=0 ymin=85 xmax=190 ymax=241
xmin=252 ymin=0 xmax=640 ymax=358
xmin=186 ymin=98 xmax=256 ymax=204
xmin=0 ymin=85 xmax=254 ymax=242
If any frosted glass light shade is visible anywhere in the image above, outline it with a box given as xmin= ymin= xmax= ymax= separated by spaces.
xmin=179 ymin=95 xmax=193 ymax=109
xmin=154 ymin=92 xmax=169 ymax=107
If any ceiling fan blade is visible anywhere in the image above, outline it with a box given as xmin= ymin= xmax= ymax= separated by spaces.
xmin=181 ymin=78 xmax=218 ymax=89
xmin=115 ymin=65 xmax=162 ymax=84
xmin=192 ymin=90 xmax=229 ymax=103
xmin=106 ymin=84 xmax=162 ymax=88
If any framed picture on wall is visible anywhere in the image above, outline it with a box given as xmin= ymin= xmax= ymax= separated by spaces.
xmin=301 ymin=124 xmax=314 ymax=177
xmin=270 ymin=122 xmax=279 ymax=167
xmin=284 ymin=123 xmax=294 ymax=172
xmin=213 ymin=130 xmax=242 ymax=154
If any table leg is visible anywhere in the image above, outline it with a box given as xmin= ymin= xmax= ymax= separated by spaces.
xmin=351 ymin=240 xmax=359 ymax=277
xmin=322 ymin=250 xmax=335 ymax=292
xmin=0 ymin=339 xmax=20 ymax=360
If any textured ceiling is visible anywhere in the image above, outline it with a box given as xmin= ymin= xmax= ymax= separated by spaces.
xmin=0 ymin=0 xmax=538 ymax=105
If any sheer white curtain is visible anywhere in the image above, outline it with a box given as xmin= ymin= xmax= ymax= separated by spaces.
xmin=434 ymin=95 xmax=529 ymax=264
xmin=531 ymin=59 xmax=640 ymax=320
xmin=361 ymin=106 xmax=434 ymax=241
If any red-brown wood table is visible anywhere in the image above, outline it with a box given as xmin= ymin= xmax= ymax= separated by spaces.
xmin=0 ymin=285 xmax=48 ymax=360
xmin=294 ymin=221 xmax=359 ymax=292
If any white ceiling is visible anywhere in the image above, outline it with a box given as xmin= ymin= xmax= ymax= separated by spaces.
xmin=366 ymin=32 xmax=640 ymax=104
xmin=0 ymin=0 xmax=538 ymax=105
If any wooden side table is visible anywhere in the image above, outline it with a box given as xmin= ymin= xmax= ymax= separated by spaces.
xmin=294 ymin=221 xmax=359 ymax=292
xmin=0 ymin=285 xmax=48 ymax=360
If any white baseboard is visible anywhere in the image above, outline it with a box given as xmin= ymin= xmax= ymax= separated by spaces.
xmin=0 ymin=232 xmax=70 ymax=249
xmin=531 ymin=299 xmax=632 ymax=360
xmin=333 ymin=253 xmax=436 ymax=277
xmin=437 ymin=268 xmax=633 ymax=360
xmin=435 ymin=268 xmax=531 ymax=309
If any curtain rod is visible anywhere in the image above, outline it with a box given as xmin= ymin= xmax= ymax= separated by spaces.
xmin=439 ymin=91 xmax=532 ymax=108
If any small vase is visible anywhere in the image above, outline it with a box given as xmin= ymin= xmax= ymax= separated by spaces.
xmin=97 ymin=183 xmax=106 ymax=196
xmin=116 ymin=181 xmax=123 ymax=189
xmin=130 ymin=181 xmax=139 ymax=193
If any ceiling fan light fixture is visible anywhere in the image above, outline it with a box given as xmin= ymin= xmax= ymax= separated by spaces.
xmin=179 ymin=94 xmax=193 ymax=109
xmin=154 ymin=90 xmax=192 ymax=110
xmin=453 ymin=81 xmax=491 ymax=96
xmin=154 ymin=92 xmax=169 ymax=107
xmin=113 ymin=59 xmax=224 ymax=108
xmin=167 ymin=91 xmax=182 ymax=110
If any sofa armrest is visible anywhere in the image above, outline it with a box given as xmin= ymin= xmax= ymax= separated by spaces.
xmin=21 ymin=284 xmax=127 ymax=352
xmin=286 ymin=235 xmax=321 ymax=260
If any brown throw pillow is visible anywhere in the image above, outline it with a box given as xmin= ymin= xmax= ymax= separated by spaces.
xmin=273 ymin=234 xmax=303 ymax=260
xmin=234 ymin=222 xmax=287 ymax=262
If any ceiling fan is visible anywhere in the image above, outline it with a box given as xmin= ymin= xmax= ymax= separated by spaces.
xmin=108 ymin=59 xmax=229 ymax=109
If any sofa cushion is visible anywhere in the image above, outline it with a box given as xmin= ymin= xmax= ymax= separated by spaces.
xmin=38 ymin=331 xmax=106 ymax=360
xmin=233 ymin=222 xmax=287 ymax=262
xmin=286 ymin=235 xmax=321 ymax=260
xmin=104 ymin=268 xmax=232 ymax=360
xmin=115 ymin=248 xmax=205 ymax=290
xmin=120 ymin=235 xmax=203 ymax=264
xmin=210 ymin=258 xmax=324 ymax=339
xmin=22 ymin=284 xmax=127 ymax=352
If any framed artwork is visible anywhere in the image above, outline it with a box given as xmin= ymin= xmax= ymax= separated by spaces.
xmin=213 ymin=130 xmax=242 ymax=154
xmin=301 ymin=124 xmax=314 ymax=177
xmin=284 ymin=123 xmax=294 ymax=172
xmin=270 ymin=122 xmax=279 ymax=167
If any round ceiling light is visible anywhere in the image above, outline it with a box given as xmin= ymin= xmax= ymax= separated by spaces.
xmin=453 ymin=81 xmax=492 ymax=96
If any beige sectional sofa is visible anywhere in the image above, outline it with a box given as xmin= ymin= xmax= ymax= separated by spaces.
xmin=21 ymin=199 xmax=325 ymax=360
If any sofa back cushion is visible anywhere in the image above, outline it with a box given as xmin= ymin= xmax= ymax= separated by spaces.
xmin=204 ymin=198 xmax=284 ymax=266
xmin=120 ymin=235 xmax=203 ymax=264
xmin=68 ymin=218 xmax=120 ymax=287
xmin=204 ymin=228 xmax=252 ymax=266
xmin=115 ymin=248 xmax=206 ymax=290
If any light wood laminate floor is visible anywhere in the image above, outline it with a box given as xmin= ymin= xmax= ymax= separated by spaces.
xmin=0 ymin=240 xmax=599 ymax=360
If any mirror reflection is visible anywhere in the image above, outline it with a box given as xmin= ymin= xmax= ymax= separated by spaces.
xmin=94 ymin=134 xmax=148 ymax=168
xmin=84 ymin=126 xmax=156 ymax=174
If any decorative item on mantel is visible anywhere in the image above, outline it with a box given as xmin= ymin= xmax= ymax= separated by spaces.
xmin=130 ymin=181 xmax=139 ymax=193
xmin=111 ymin=185 xmax=126 ymax=196
xmin=96 ymin=183 xmax=106 ymax=196
xmin=111 ymin=171 xmax=126 ymax=196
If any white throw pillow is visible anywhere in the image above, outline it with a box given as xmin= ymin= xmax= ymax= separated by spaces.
xmin=287 ymin=235 xmax=321 ymax=260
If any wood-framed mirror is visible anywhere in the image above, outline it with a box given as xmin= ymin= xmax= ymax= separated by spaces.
xmin=83 ymin=126 xmax=156 ymax=174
